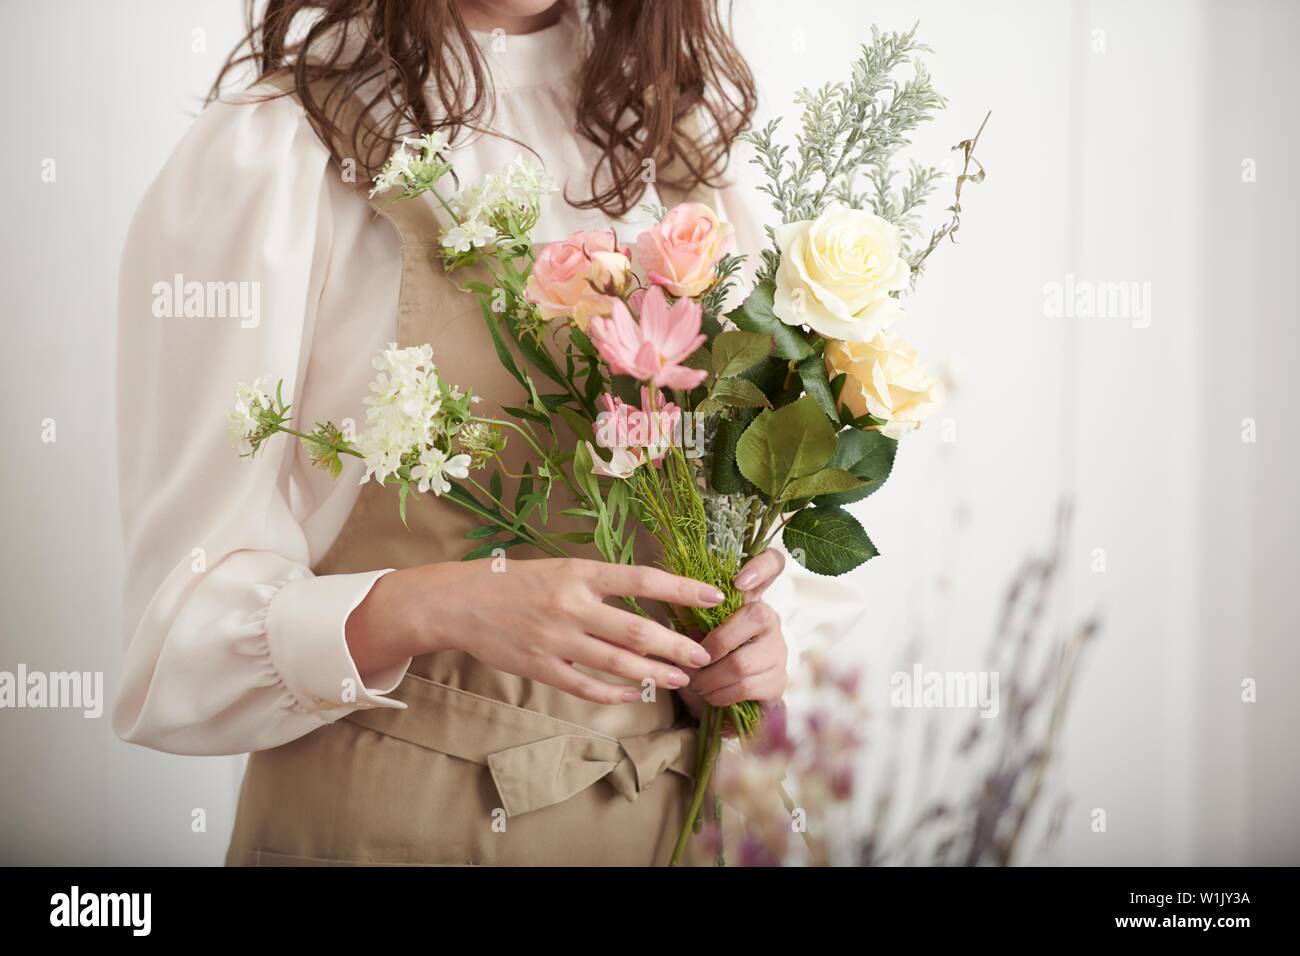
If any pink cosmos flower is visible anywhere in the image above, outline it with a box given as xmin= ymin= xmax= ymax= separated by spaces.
xmin=587 ymin=286 xmax=707 ymax=390
xmin=635 ymin=202 xmax=734 ymax=298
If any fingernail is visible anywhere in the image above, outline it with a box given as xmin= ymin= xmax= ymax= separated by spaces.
xmin=690 ymin=647 xmax=711 ymax=667
xmin=734 ymin=570 xmax=757 ymax=590
xmin=667 ymin=670 xmax=690 ymax=688
xmin=621 ymin=688 xmax=641 ymax=702
xmin=700 ymin=586 xmax=725 ymax=604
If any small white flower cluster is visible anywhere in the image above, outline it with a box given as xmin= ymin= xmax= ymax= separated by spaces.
xmin=354 ymin=343 xmax=469 ymax=494
xmin=369 ymin=131 xmax=451 ymax=199
xmin=441 ymin=154 xmax=557 ymax=255
xmin=410 ymin=445 xmax=470 ymax=497
xmin=440 ymin=218 xmax=495 ymax=255
xmin=229 ymin=378 xmax=273 ymax=455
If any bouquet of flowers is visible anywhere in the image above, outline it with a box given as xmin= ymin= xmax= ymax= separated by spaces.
xmin=230 ymin=25 xmax=985 ymax=865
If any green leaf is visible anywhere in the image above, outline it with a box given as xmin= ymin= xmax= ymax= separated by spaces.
xmin=817 ymin=427 xmax=898 ymax=507
xmin=501 ymin=404 xmax=551 ymax=425
xmin=594 ymin=505 xmax=616 ymax=562
xmin=463 ymin=538 xmax=524 ymax=561
xmin=444 ymin=483 xmax=503 ymax=524
xmin=782 ymin=467 xmax=866 ymax=501
xmin=489 ymin=469 xmax=503 ymax=501
xmin=610 ymin=375 xmax=643 ymax=409
xmin=735 ymin=395 xmax=837 ymax=497
xmin=569 ymin=327 xmax=598 ymax=358
xmin=697 ymin=377 xmax=772 ymax=417
xmin=556 ymin=405 xmax=595 ymax=446
xmin=506 ymin=310 xmax=571 ymax=392
xmin=606 ymin=478 xmax=628 ymax=527
xmin=465 ymin=524 xmax=499 ymax=540
xmin=709 ymin=411 xmax=756 ymax=493
xmin=712 ymin=330 xmax=774 ymax=379
xmin=554 ymin=531 xmax=596 ymax=544
xmin=476 ymin=298 xmax=526 ymax=388
xmin=726 ymin=280 xmax=813 ymax=362
xmin=783 ymin=506 xmax=878 ymax=576
xmin=573 ymin=440 xmax=601 ymax=504
xmin=797 ymin=354 xmax=839 ymax=420
xmin=397 ymin=482 xmax=412 ymax=529
xmin=738 ymin=354 xmax=789 ymax=399
xmin=684 ymin=345 xmax=713 ymax=374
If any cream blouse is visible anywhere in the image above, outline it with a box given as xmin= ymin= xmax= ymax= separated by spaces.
xmin=114 ymin=11 xmax=848 ymax=756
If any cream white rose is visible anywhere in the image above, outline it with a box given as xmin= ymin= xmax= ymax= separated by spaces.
xmin=825 ymin=332 xmax=941 ymax=440
xmin=773 ymin=204 xmax=910 ymax=341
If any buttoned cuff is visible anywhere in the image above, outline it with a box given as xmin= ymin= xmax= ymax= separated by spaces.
xmin=265 ymin=569 xmax=410 ymax=718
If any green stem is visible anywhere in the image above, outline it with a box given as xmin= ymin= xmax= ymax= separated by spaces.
xmin=426 ymin=185 xmax=464 ymax=227
xmin=463 ymin=476 xmax=569 ymax=558
xmin=671 ymin=711 xmax=723 ymax=867
xmin=746 ymin=502 xmax=790 ymax=558
xmin=713 ymin=793 xmax=725 ymax=867
xmin=471 ymin=416 xmax=590 ymax=507
xmin=693 ymin=704 xmax=712 ymax=788
xmin=276 ymin=426 xmax=361 ymax=457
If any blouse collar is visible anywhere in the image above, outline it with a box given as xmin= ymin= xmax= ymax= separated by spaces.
xmin=467 ymin=2 xmax=583 ymax=92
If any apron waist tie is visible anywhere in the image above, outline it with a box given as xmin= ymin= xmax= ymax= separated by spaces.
xmin=345 ymin=672 xmax=696 ymax=817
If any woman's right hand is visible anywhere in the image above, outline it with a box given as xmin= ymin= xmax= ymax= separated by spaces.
xmin=346 ymin=558 xmax=721 ymax=703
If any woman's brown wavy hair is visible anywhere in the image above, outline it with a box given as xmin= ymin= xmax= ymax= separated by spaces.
xmin=209 ymin=0 xmax=756 ymax=216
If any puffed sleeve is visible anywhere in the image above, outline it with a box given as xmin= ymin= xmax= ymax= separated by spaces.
xmin=113 ymin=88 xmax=410 ymax=756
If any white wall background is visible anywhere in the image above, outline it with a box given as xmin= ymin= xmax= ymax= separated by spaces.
xmin=0 ymin=0 xmax=1295 ymax=864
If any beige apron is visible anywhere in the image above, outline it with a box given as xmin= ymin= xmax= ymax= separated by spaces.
xmin=225 ymin=77 xmax=720 ymax=866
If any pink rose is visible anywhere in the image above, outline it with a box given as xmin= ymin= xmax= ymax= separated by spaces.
xmin=635 ymin=202 xmax=734 ymax=298
xmin=525 ymin=229 xmax=631 ymax=325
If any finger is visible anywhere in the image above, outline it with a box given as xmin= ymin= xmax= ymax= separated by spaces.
xmin=699 ymin=601 xmax=778 ymax=662
xmin=688 ymin=641 xmax=774 ymax=697
xmin=540 ymin=660 xmax=643 ymax=705
xmin=733 ymin=549 xmax=785 ymax=599
xmin=586 ymin=562 xmax=726 ymax=609
xmin=702 ymin=667 xmax=787 ymax=708
xmin=585 ymin=603 xmax=713 ymax=670
xmin=565 ymin=634 xmax=691 ymax=690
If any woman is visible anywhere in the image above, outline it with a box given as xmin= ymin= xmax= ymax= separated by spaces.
xmin=115 ymin=0 xmax=790 ymax=865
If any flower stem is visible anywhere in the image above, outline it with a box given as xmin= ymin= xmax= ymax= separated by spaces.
xmin=463 ymin=476 xmax=570 ymax=558
xmin=470 ymin=416 xmax=591 ymax=507
xmin=276 ymin=426 xmax=362 ymax=457
xmin=670 ymin=709 xmax=723 ymax=867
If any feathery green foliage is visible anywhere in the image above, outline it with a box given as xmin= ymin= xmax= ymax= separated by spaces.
xmin=743 ymin=23 xmax=947 ymax=283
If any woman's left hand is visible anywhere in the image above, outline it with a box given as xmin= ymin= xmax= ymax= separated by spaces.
xmin=677 ymin=550 xmax=789 ymax=712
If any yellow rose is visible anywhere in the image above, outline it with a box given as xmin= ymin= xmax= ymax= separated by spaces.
xmin=825 ymin=332 xmax=941 ymax=440
xmin=774 ymin=204 xmax=910 ymax=341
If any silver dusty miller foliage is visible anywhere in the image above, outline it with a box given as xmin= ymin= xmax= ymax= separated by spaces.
xmin=744 ymin=23 xmax=988 ymax=287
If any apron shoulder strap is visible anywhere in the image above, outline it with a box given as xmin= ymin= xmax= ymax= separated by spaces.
xmin=253 ymin=73 xmax=721 ymax=241
xmin=256 ymin=71 xmax=444 ymax=245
